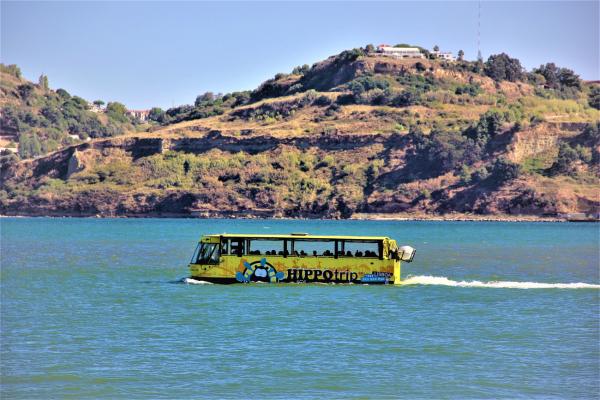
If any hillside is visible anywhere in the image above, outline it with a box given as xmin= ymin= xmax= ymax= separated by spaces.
xmin=0 ymin=64 xmax=143 ymax=158
xmin=1 ymin=47 xmax=599 ymax=219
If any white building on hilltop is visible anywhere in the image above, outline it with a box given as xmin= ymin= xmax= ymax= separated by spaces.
xmin=376 ymin=45 xmax=424 ymax=59
xmin=432 ymin=50 xmax=457 ymax=62
xmin=127 ymin=109 xmax=150 ymax=122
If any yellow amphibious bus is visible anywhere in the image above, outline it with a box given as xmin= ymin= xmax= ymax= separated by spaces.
xmin=189 ymin=233 xmax=415 ymax=284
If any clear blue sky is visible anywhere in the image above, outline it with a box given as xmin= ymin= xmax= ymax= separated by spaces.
xmin=2 ymin=1 xmax=598 ymax=110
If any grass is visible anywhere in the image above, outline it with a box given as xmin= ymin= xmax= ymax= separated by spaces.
xmin=520 ymin=152 xmax=556 ymax=174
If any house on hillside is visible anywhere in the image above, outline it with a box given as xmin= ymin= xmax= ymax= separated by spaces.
xmin=432 ymin=50 xmax=456 ymax=62
xmin=127 ymin=109 xmax=150 ymax=122
xmin=88 ymin=102 xmax=105 ymax=113
xmin=0 ymin=146 xmax=18 ymax=154
xmin=376 ymin=45 xmax=424 ymax=59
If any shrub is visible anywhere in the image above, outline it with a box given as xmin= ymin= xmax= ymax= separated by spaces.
xmin=455 ymin=84 xmax=481 ymax=96
xmin=18 ymin=133 xmax=43 ymax=159
xmin=464 ymin=110 xmax=506 ymax=144
xmin=391 ymin=90 xmax=420 ymax=107
xmin=406 ymin=127 xmax=481 ymax=179
xmin=148 ymin=107 xmax=166 ymax=123
xmin=0 ymin=63 xmax=22 ymax=78
xmin=581 ymin=122 xmax=599 ymax=142
xmin=490 ymin=157 xmax=521 ymax=183
xmin=314 ymin=95 xmax=332 ymax=106
xmin=17 ymin=83 xmax=35 ymax=100
xmin=56 ymin=88 xmax=71 ymax=100
xmin=588 ymin=86 xmax=600 ymax=110
xmin=291 ymin=64 xmax=310 ymax=75
xmin=551 ymin=143 xmax=579 ymax=175
xmin=347 ymin=76 xmax=390 ymax=96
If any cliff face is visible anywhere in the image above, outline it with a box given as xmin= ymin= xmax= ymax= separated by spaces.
xmin=2 ymin=122 xmax=597 ymax=218
xmin=1 ymin=52 xmax=599 ymax=218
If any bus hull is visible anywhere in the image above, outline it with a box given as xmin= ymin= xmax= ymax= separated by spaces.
xmin=189 ymin=255 xmax=400 ymax=284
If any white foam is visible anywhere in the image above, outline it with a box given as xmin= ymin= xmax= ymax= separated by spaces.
xmin=400 ymin=275 xmax=600 ymax=289
xmin=183 ymin=278 xmax=213 ymax=285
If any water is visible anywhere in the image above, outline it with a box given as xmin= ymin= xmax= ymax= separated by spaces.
xmin=1 ymin=218 xmax=599 ymax=399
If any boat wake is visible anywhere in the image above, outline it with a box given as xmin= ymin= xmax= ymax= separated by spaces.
xmin=400 ymin=275 xmax=600 ymax=289
xmin=181 ymin=278 xmax=213 ymax=285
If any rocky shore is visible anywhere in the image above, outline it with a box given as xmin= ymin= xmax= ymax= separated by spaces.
xmin=0 ymin=210 xmax=579 ymax=222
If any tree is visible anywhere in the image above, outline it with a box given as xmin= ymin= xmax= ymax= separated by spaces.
xmin=18 ymin=133 xmax=42 ymax=158
xmin=464 ymin=110 xmax=505 ymax=144
xmin=148 ymin=107 xmax=166 ymax=123
xmin=484 ymin=53 xmax=524 ymax=82
xmin=557 ymin=68 xmax=581 ymax=89
xmin=38 ymin=74 xmax=49 ymax=91
xmin=433 ymin=45 xmax=440 ymax=52
xmin=534 ymin=63 xmax=559 ymax=88
xmin=93 ymin=100 xmax=105 ymax=107
xmin=458 ymin=50 xmax=465 ymax=61
xmin=106 ymin=102 xmax=129 ymax=123
xmin=534 ymin=63 xmax=581 ymax=90
xmin=528 ymin=73 xmax=546 ymax=87
xmin=589 ymin=86 xmax=600 ymax=110
xmin=550 ymin=142 xmax=579 ymax=176
xmin=490 ymin=157 xmax=521 ymax=183
xmin=195 ymin=92 xmax=215 ymax=106
xmin=56 ymin=88 xmax=71 ymax=99
xmin=365 ymin=44 xmax=375 ymax=53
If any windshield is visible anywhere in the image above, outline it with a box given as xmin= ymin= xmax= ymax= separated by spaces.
xmin=194 ymin=243 xmax=220 ymax=264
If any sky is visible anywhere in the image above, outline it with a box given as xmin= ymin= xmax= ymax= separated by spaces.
xmin=1 ymin=1 xmax=598 ymax=110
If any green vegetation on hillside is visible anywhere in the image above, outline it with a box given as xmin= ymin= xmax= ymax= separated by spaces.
xmin=0 ymin=64 xmax=142 ymax=159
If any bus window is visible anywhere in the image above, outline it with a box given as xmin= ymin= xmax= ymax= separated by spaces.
xmin=247 ymin=240 xmax=283 ymax=256
xmin=196 ymin=243 xmax=220 ymax=264
xmin=292 ymin=240 xmax=335 ymax=257
xmin=339 ymin=241 xmax=380 ymax=258
xmin=229 ymin=239 xmax=245 ymax=256
xmin=190 ymin=243 xmax=201 ymax=263
xmin=221 ymin=240 xmax=229 ymax=255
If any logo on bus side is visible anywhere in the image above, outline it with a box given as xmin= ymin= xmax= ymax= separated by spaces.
xmin=236 ymin=258 xmax=285 ymax=283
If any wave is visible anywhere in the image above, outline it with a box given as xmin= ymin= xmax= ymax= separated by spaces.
xmin=182 ymin=278 xmax=213 ymax=285
xmin=400 ymin=275 xmax=600 ymax=289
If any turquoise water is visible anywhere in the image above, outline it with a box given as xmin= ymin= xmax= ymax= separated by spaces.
xmin=1 ymin=218 xmax=599 ymax=399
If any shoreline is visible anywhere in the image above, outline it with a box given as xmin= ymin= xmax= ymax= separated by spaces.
xmin=0 ymin=211 xmax=594 ymax=223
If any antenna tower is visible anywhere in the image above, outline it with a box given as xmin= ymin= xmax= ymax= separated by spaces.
xmin=477 ymin=0 xmax=482 ymax=62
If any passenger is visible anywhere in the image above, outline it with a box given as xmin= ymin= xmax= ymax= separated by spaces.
xmin=313 ymin=250 xmax=318 ymax=256
xmin=355 ymin=251 xmax=363 ymax=257
xmin=278 ymin=251 xmax=284 ymax=256
xmin=346 ymin=251 xmax=352 ymax=257
xmin=323 ymin=250 xmax=332 ymax=256
xmin=300 ymin=250 xmax=307 ymax=257
xmin=293 ymin=250 xmax=299 ymax=257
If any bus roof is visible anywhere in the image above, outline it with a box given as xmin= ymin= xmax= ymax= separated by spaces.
xmin=203 ymin=233 xmax=391 ymax=241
